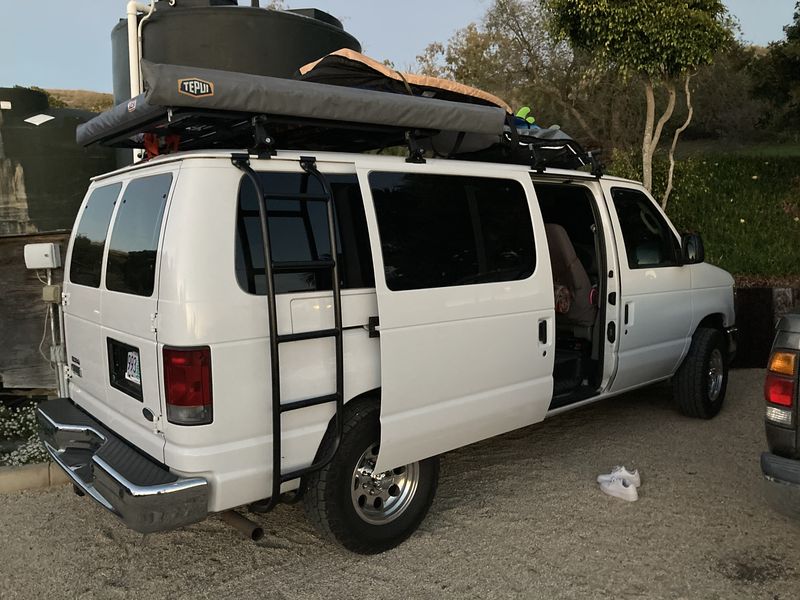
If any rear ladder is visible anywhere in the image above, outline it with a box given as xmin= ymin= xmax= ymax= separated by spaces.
xmin=232 ymin=154 xmax=344 ymax=512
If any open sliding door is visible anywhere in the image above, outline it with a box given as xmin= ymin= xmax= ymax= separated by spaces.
xmin=356 ymin=161 xmax=556 ymax=472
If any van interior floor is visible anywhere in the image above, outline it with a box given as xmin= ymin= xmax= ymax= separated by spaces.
xmin=550 ymin=336 xmax=599 ymax=409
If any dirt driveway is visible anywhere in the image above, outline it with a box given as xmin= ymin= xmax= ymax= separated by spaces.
xmin=1 ymin=369 xmax=798 ymax=600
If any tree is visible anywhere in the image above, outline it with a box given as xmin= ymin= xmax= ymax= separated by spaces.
xmin=416 ymin=0 xmax=643 ymax=150
xmin=545 ymin=0 xmax=733 ymax=207
xmin=751 ymin=2 xmax=800 ymax=132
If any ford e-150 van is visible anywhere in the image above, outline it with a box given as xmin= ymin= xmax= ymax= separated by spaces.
xmin=37 ymin=148 xmax=736 ymax=553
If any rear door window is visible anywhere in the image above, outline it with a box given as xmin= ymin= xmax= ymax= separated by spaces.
xmin=368 ymin=172 xmax=535 ymax=291
xmin=105 ymin=174 xmax=172 ymax=296
xmin=235 ymin=172 xmax=374 ymax=294
xmin=69 ymin=183 xmax=122 ymax=288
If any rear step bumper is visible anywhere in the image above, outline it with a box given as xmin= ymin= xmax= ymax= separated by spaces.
xmin=37 ymin=398 xmax=208 ymax=533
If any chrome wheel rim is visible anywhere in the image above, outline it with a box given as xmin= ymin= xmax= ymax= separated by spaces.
xmin=351 ymin=443 xmax=419 ymax=525
xmin=708 ymin=348 xmax=724 ymax=402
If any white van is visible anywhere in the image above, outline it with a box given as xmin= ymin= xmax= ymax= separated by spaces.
xmin=37 ymin=148 xmax=736 ymax=553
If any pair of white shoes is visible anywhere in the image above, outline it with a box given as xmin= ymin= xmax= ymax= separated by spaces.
xmin=597 ymin=466 xmax=641 ymax=502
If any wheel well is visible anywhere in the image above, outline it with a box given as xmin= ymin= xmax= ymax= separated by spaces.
xmin=697 ymin=314 xmax=725 ymax=332
xmin=300 ymin=388 xmax=381 ymax=495
xmin=345 ymin=387 xmax=381 ymax=410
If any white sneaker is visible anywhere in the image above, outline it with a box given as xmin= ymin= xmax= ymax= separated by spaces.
xmin=597 ymin=466 xmax=641 ymax=488
xmin=599 ymin=476 xmax=639 ymax=502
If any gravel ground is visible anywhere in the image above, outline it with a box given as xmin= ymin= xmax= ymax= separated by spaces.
xmin=1 ymin=369 xmax=798 ymax=600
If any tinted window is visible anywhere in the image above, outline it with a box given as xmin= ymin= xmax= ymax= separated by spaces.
xmin=611 ymin=188 xmax=680 ymax=269
xmin=369 ymin=172 xmax=535 ymax=291
xmin=235 ymin=173 xmax=374 ymax=294
xmin=69 ymin=184 xmax=121 ymax=288
xmin=105 ymin=174 xmax=171 ymax=296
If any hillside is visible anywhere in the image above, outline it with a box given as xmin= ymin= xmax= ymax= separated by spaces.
xmin=45 ymin=88 xmax=114 ymax=113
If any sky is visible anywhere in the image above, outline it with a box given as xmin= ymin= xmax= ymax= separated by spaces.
xmin=0 ymin=0 xmax=796 ymax=93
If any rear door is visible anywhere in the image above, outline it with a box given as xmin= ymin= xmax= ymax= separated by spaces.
xmin=356 ymin=162 xmax=555 ymax=472
xmin=64 ymin=182 xmax=123 ymax=408
xmin=100 ymin=170 xmax=175 ymax=441
xmin=63 ymin=166 xmax=176 ymax=461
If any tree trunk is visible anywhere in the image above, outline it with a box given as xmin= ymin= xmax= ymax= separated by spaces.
xmin=642 ymin=79 xmax=656 ymax=191
xmin=642 ymin=78 xmax=677 ymax=193
xmin=662 ymin=73 xmax=695 ymax=209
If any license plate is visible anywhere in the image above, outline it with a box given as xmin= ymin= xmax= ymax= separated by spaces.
xmin=124 ymin=350 xmax=141 ymax=385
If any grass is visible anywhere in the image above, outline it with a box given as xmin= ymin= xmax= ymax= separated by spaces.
xmin=609 ymin=152 xmax=800 ymax=282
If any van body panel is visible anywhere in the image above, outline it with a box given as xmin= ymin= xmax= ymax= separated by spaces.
xmin=355 ymin=162 xmax=556 ymax=472
xmin=155 ymin=158 xmax=380 ymax=508
xmin=688 ymin=263 xmax=736 ymax=328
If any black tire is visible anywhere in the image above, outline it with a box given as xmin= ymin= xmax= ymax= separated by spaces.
xmin=303 ymin=400 xmax=439 ymax=554
xmin=672 ymin=327 xmax=728 ymax=419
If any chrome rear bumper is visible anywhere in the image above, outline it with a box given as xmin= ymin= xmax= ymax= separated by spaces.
xmin=37 ymin=398 xmax=208 ymax=534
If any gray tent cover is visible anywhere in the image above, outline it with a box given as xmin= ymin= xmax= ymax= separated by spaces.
xmin=76 ymin=60 xmax=509 ymax=147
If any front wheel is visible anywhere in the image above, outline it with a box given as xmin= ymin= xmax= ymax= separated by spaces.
xmin=303 ymin=401 xmax=439 ymax=554
xmin=672 ymin=327 xmax=728 ymax=419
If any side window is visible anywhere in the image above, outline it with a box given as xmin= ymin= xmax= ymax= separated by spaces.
xmin=105 ymin=173 xmax=172 ymax=296
xmin=235 ymin=172 xmax=374 ymax=295
xmin=69 ymin=183 xmax=122 ymax=288
xmin=368 ymin=172 xmax=535 ymax=291
xmin=611 ymin=187 xmax=680 ymax=269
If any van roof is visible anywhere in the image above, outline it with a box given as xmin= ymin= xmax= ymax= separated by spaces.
xmin=92 ymin=149 xmax=639 ymax=186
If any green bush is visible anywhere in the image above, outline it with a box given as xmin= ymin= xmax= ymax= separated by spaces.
xmin=609 ymin=152 xmax=800 ymax=278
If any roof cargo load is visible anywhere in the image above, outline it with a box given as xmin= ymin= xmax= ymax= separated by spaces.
xmin=76 ymin=59 xmax=598 ymax=172
xmin=298 ymin=49 xmax=513 ymax=113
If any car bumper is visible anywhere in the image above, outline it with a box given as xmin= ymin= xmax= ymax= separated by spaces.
xmin=761 ymin=452 xmax=800 ymax=487
xmin=37 ymin=398 xmax=208 ymax=534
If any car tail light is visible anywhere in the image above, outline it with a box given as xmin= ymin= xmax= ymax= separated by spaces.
xmin=163 ymin=347 xmax=212 ymax=425
xmin=765 ymin=372 xmax=795 ymax=407
xmin=768 ymin=351 xmax=797 ymax=377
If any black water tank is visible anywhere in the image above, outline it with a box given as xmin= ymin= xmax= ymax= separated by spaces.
xmin=111 ymin=1 xmax=361 ymax=104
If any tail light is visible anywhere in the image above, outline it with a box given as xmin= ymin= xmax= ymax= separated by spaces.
xmin=765 ymin=350 xmax=797 ymax=426
xmin=163 ymin=347 xmax=213 ymax=425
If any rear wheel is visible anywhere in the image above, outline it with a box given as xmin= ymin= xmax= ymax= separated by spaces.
xmin=672 ymin=327 xmax=728 ymax=419
xmin=303 ymin=401 xmax=439 ymax=554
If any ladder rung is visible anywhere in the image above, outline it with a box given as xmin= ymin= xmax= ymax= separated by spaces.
xmin=280 ymin=393 xmax=338 ymax=414
xmin=278 ymin=329 xmax=339 ymax=343
xmin=272 ymin=259 xmax=335 ymax=273
xmin=263 ymin=193 xmax=330 ymax=202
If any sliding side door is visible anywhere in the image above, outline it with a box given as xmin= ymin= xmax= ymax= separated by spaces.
xmin=356 ymin=162 xmax=555 ymax=472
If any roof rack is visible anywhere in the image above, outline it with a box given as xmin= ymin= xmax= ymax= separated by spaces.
xmin=77 ymin=60 xmax=601 ymax=173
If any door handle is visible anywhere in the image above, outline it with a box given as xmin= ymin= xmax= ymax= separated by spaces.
xmin=367 ymin=316 xmax=380 ymax=338
xmin=539 ymin=319 xmax=548 ymax=344
xmin=624 ymin=303 xmax=630 ymax=325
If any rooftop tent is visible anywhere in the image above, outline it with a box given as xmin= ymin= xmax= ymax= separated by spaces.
xmin=298 ymin=49 xmax=513 ymax=114
xmin=76 ymin=60 xmax=509 ymax=152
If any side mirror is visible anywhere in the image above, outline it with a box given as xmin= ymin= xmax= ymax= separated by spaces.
xmin=681 ymin=233 xmax=705 ymax=265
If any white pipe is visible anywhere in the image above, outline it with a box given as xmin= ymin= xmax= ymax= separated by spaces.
xmin=137 ymin=0 xmax=156 ymax=91
xmin=126 ymin=0 xmax=154 ymax=163
xmin=126 ymin=1 xmax=148 ymax=99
